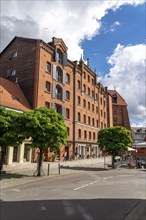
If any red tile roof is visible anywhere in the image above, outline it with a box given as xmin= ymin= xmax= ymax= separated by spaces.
xmin=0 ymin=77 xmax=31 ymax=111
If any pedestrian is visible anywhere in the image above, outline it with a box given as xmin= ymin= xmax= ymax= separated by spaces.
xmin=63 ymin=152 xmax=67 ymax=162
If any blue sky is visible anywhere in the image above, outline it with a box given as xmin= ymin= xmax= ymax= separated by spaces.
xmin=82 ymin=4 xmax=145 ymax=75
xmin=1 ymin=0 xmax=146 ymax=127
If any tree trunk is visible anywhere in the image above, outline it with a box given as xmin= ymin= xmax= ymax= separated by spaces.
xmin=112 ymin=154 xmax=115 ymax=169
xmin=37 ymin=148 xmax=43 ymax=176
xmin=0 ymin=146 xmax=6 ymax=176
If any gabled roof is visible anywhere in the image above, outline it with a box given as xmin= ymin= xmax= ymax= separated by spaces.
xmin=108 ymin=89 xmax=127 ymax=106
xmin=0 ymin=36 xmax=41 ymax=56
xmin=0 ymin=77 xmax=31 ymax=111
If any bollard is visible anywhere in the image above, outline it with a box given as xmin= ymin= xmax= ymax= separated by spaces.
xmin=47 ymin=164 xmax=50 ymax=176
xmin=58 ymin=163 xmax=60 ymax=175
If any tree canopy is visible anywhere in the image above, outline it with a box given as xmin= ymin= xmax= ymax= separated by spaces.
xmin=20 ymin=107 xmax=68 ymax=149
xmin=0 ymin=107 xmax=24 ymax=175
xmin=19 ymin=107 xmax=68 ymax=176
xmin=98 ymin=126 xmax=133 ymax=168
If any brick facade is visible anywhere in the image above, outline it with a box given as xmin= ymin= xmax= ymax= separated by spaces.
xmin=0 ymin=36 xmax=130 ymax=162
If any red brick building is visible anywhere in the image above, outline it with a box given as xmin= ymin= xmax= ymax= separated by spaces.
xmin=108 ymin=90 xmax=131 ymax=130
xmin=0 ymin=36 xmax=130 ymax=163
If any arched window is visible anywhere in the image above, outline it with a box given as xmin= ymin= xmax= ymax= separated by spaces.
xmin=83 ymin=99 xmax=86 ymax=108
xmin=56 ymin=49 xmax=63 ymax=65
xmin=56 ymin=85 xmax=62 ymax=100
xmin=84 ymin=115 xmax=86 ymax=123
xmin=84 ymin=130 xmax=87 ymax=139
xmin=78 ymin=129 xmax=81 ymax=139
xmin=56 ymin=67 xmax=63 ymax=83
xmin=83 ymin=84 xmax=86 ymax=92
xmin=78 ymin=112 xmax=81 ymax=121
xmin=78 ymin=80 xmax=81 ymax=90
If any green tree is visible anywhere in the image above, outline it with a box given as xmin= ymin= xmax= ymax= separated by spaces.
xmin=98 ymin=126 xmax=133 ymax=169
xmin=20 ymin=107 xmax=68 ymax=176
xmin=0 ymin=107 xmax=24 ymax=176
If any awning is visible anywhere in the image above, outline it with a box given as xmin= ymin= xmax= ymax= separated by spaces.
xmin=127 ymin=147 xmax=136 ymax=151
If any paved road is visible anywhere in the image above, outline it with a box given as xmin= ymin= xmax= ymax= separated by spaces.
xmin=1 ymin=162 xmax=146 ymax=220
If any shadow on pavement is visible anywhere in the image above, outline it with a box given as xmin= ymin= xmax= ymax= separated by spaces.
xmin=1 ymin=198 xmax=145 ymax=220
xmin=0 ymin=172 xmax=29 ymax=180
xmin=60 ymin=166 xmax=109 ymax=172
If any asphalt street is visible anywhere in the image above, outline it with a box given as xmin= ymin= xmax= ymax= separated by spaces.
xmin=1 ymin=161 xmax=146 ymax=220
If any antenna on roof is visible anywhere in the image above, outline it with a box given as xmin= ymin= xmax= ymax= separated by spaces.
xmin=114 ymin=86 xmax=116 ymax=91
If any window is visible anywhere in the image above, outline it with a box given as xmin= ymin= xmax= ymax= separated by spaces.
xmin=56 ymin=67 xmax=63 ymax=83
xmin=66 ymin=73 xmax=70 ymax=84
xmin=12 ymin=96 xmax=20 ymax=102
xmin=104 ymin=100 xmax=106 ymax=107
xmin=46 ymin=62 xmax=51 ymax=73
xmin=83 ymin=115 xmax=86 ymax=123
xmin=83 ymin=84 xmax=86 ymax=92
xmin=88 ymin=102 xmax=90 ymax=110
xmin=104 ymin=112 xmax=106 ymax=118
xmin=46 ymin=81 xmax=51 ymax=92
xmin=100 ymin=97 xmax=102 ymax=105
xmin=78 ymin=129 xmax=81 ymax=139
xmin=78 ymin=112 xmax=81 ymax=121
xmin=45 ymin=102 xmax=50 ymax=108
xmin=92 ymin=90 xmax=94 ymax=98
xmin=92 ymin=118 xmax=95 ymax=126
xmin=6 ymin=69 xmax=16 ymax=77
xmin=88 ymin=88 xmax=90 ymax=96
xmin=89 ymin=131 xmax=91 ymax=140
xmin=92 ymin=78 xmax=94 ymax=85
xmin=78 ymin=96 xmax=81 ymax=105
xmin=78 ymin=80 xmax=81 ymax=90
xmin=92 ymin=104 xmax=94 ymax=112
xmin=88 ymin=75 xmax=90 ymax=82
xmin=9 ymin=51 xmax=17 ymax=59
xmin=66 ymin=91 xmax=70 ymax=100
xmin=93 ymin=132 xmax=95 ymax=140
xmin=96 ymin=106 xmax=98 ymax=114
xmin=112 ymin=95 xmax=117 ymax=103
xmin=101 ymin=110 xmax=103 ymax=116
xmin=96 ymin=120 xmax=98 ymax=127
xmin=101 ymin=122 xmax=103 ymax=129
xmin=88 ymin=116 xmax=90 ymax=125
xmin=96 ymin=93 xmax=98 ymax=100
xmin=84 ymin=130 xmax=87 ymax=139
xmin=83 ymin=99 xmax=86 ymax=108
xmin=56 ymin=49 xmax=63 ymax=65
xmin=66 ymin=108 xmax=70 ymax=119
xmin=11 ymin=69 xmax=16 ymax=76
xmin=83 ymin=71 xmax=86 ymax=79
xmin=56 ymin=85 xmax=62 ymax=100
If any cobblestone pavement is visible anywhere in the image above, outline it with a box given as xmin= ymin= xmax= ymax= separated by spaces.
xmin=1 ymin=157 xmax=112 ymax=189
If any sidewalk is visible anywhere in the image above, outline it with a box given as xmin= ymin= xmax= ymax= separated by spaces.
xmin=1 ymin=157 xmax=111 ymax=189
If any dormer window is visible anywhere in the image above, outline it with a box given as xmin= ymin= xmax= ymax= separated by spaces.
xmin=56 ymin=49 xmax=63 ymax=65
xmin=112 ymin=94 xmax=117 ymax=103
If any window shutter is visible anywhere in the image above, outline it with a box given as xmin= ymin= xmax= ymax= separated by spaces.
xmin=62 ymin=107 xmax=65 ymax=116
xmin=63 ymin=70 xmax=66 ymax=84
xmin=63 ymin=53 xmax=67 ymax=66
xmin=53 ymin=64 xmax=56 ymax=80
xmin=62 ymin=89 xmax=65 ymax=102
xmin=52 ymin=84 xmax=56 ymax=98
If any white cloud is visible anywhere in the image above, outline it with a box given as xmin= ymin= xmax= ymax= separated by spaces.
xmin=110 ymin=21 xmax=121 ymax=32
xmin=1 ymin=0 xmax=145 ymax=60
xmin=101 ymin=43 xmax=146 ymax=125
